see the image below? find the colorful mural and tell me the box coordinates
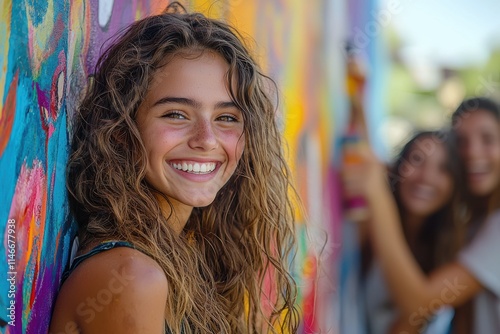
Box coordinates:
[0,0,382,333]
[0,1,164,332]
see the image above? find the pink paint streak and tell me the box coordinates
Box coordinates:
[7,160,47,325]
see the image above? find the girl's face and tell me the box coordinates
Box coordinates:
[136,51,245,216]
[455,110,500,197]
[398,137,453,219]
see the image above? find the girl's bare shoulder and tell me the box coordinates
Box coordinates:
[50,246,168,333]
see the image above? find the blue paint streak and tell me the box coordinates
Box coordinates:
[0,77,33,326]
[25,0,49,27]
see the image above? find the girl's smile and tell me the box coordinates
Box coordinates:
[169,161,218,174]
[167,160,221,182]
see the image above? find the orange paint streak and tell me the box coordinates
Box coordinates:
[0,71,18,156]
[24,215,35,270]
[37,187,48,266]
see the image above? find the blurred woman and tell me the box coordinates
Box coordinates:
[362,131,464,334]
[450,97,500,333]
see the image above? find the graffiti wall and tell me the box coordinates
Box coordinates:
[0,1,163,332]
[0,0,382,333]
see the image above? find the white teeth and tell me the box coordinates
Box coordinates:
[469,166,489,174]
[171,162,216,174]
[411,185,435,200]
[468,162,489,174]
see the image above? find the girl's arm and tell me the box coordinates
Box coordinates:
[368,181,482,321]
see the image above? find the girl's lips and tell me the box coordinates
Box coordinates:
[407,184,436,202]
[467,171,489,183]
[465,162,492,185]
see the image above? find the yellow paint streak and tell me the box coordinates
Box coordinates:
[282,0,307,161]
[0,0,12,114]
[190,0,225,18]
[318,83,334,173]
[25,0,55,78]
[226,0,256,37]
[280,0,308,222]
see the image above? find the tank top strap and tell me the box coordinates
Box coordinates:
[61,240,136,283]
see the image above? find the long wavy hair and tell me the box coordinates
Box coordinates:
[389,130,465,272]
[452,97,500,217]
[67,3,299,333]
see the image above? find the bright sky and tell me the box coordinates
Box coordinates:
[382,0,500,67]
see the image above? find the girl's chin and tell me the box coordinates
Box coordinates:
[468,181,498,197]
[183,197,217,208]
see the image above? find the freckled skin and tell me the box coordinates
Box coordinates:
[136,51,245,225]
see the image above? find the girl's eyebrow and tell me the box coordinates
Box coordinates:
[153,97,201,108]
[152,97,238,110]
[215,101,238,110]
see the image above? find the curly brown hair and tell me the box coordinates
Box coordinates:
[67,3,299,333]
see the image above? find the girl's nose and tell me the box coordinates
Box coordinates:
[188,119,218,151]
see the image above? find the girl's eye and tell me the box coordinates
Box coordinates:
[481,132,498,146]
[217,115,239,122]
[162,111,186,119]
[439,162,449,173]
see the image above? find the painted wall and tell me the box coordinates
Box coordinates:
[0,1,163,332]
[0,0,382,333]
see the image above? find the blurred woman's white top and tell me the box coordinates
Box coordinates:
[458,210,500,334]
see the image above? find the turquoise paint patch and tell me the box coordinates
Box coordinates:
[25,0,49,27]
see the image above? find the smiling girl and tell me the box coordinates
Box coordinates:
[49,4,299,333]
[342,57,464,333]
[451,97,500,333]
[453,97,500,219]
[362,131,464,334]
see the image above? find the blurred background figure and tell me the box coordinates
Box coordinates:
[341,50,466,334]
[363,130,465,334]
[341,96,500,334]
[451,97,500,333]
